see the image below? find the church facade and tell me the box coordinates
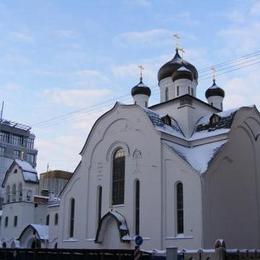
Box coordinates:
[3,48,260,250]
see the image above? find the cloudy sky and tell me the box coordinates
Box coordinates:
[0,0,260,173]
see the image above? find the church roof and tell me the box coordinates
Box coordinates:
[165,140,227,173]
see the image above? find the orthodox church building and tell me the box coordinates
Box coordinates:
[51,48,260,250]
[2,48,260,250]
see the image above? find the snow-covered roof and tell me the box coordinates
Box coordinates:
[144,108,185,138]
[165,140,227,173]
[15,159,37,173]
[31,224,49,240]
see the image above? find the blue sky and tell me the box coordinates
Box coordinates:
[0,0,260,172]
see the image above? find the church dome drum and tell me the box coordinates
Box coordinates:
[158,49,198,82]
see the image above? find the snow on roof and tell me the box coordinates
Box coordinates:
[31,224,49,240]
[23,171,38,182]
[15,159,37,173]
[144,108,184,138]
[165,140,227,173]
[177,66,191,72]
[110,210,128,231]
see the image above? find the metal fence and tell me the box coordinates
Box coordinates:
[0,248,151,260]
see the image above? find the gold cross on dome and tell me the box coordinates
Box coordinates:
[211,66,216,81]
[138,65,144,79]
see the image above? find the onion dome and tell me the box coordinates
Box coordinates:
[172,66,193,81]
[131,78,151,97]
[158,48,198,81]
[205,79,225,98]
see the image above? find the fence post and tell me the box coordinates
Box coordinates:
[166,247,178,260]
[214,239,226,260]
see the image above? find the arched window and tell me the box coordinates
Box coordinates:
[54,213,58,225]
[177,86,180,96]
[191,88,194,96]
[18,183,23,201]
[176,182,184,234]
[112,148,125,205]
[97,186,102,225]
[6,186,10,203]
[12,184,16,202]
[135,180,140,235]
[165,88,169,101]
[14,216,18,227]
[188,86,191,95]
[46,214,49,225]
[69,198,75,237]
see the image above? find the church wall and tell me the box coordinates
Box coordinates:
[202,108,260,248]
[162,144,202,249]
[58,104,163,250]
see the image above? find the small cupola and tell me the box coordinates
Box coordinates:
[205,79,225,111]
[131,67,151,107]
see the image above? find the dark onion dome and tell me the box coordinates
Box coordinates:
[172,66,193,81]
[158,48,198,81]
[205,80,225,98]
[131,78,151,97]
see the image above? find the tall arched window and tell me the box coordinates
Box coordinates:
[18,183,23,201]
[112,148,125,205]
[54,213,58,225]
[97,186,102,225]
[6,186,10,203]
[46,214,49,225]
[165,88,169,101]
[69,198,75,237]
[176,182,184,234]
[177,86,180,96]
[12,184,16,202]
[135,180,140,235]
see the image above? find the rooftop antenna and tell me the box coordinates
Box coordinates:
[138,65,144,82]
[0,101,4,120]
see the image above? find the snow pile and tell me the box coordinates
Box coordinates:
[165,140,227,173]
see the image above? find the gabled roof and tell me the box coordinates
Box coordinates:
[2,159,38,187]
[18,224,48,241]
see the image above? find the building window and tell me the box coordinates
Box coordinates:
[165,88,169,101]
[97,186,102,225]
[46,215,49,225]
[191,88,194,96]
[0,146,5,156]
[4,217,8,227]
[176,182,184,234]
[54,213,58,225]
[188,86,191,95]
[135,180,140,235]
[13,150,20,159]
[27,153,35,164]
[177,86,179,96]
[6,185,10,203]
[27,190,32,201]
[112,148,125,205]
[12,184,16,202]
[14,216,18,227]
[69,198,75,237]
[18,183,23,201]
[145,101,148,108]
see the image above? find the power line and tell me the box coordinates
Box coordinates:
[32,49,260,129]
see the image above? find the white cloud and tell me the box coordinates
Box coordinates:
[75,69,109,83]
[9,31,34,43]
[115,29,173,46]
[44,88,111,107]
[123,0,151,7]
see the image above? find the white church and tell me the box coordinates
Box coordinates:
[2,48,260,250]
